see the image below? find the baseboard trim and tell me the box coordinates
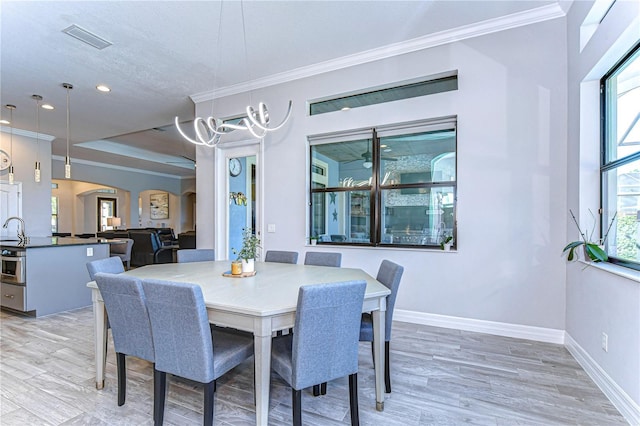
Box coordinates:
[565,334,640,425]
[394,309,565,344]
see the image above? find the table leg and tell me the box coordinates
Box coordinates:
[372,308,385,411]
[92,290,107,390]
[254,321,272,426]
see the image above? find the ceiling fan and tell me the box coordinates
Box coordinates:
[348,148,397,169]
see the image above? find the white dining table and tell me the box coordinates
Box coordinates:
[87,260,390,425]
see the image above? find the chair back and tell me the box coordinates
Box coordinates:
[177,248,215,263]
[304,251,342,267]
[110,239,134,265]
[86,256,124,280]
[93,272,154,362]
[141,279,214,383]
[291,280,366,390]
[129,231,156,266]
[377,260,404,339]
[264,250,298,264]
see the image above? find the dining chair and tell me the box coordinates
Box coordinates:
[359,259,404,393]
[93,272,158,421]
[264,250,298,264]
[141,278,254,426]
[176,248,215,263]
[86,256,124,280]
[303,251,342,267]
[109,238,134,270]
[271,280,366,426]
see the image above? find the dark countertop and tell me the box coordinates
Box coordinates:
[0,237,111,249]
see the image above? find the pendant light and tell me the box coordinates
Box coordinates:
[62,83,73,179]
[5,104,16,184]
[32,94,42,183]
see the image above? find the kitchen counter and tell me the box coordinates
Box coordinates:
[1,238,110,316]
[0,237,111,249]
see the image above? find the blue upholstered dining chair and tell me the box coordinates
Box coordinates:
[303,251,342,267]
[176,248,215,263]
[141,278,254,426]
[86,256,125,280]
[271,280,366,426]
[264,250,299,264]
[359,259,404,393]
[92,272,158,421]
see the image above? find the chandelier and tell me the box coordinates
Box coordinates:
[175,101,292,147]
[175,1,292,147]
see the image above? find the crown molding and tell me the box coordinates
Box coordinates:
[0,126,55,142]
[192,3,566,103]
[51,155,191,180]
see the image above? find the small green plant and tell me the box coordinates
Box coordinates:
[563,209,616,262]
[232,228,261,261]
[439,234,453,250]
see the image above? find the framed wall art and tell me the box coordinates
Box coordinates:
[150,192,169,219]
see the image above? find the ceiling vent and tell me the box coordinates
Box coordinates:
[62,25,112,50]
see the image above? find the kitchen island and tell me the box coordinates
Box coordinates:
[1,237,110,316]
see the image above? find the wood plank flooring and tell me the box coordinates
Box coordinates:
[0,307,627,425]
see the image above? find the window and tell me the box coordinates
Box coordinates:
[309,72,458,116]
[601,42,640,269]
[309,117,456,248]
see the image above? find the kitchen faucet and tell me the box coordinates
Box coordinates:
[2,216,27,245]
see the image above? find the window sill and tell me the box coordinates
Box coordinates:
[306,243,457,253]
[578,260,640,283]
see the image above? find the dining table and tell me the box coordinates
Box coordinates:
[87,260,391,425]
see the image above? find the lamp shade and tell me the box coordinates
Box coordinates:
[107,217,121,227]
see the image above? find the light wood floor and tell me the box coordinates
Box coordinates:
[0,307,627,425]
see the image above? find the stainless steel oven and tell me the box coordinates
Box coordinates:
[1,248,26,285]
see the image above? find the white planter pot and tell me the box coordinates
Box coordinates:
[310,239,317,246]
[241,258,255,273]
[443,243,452,251]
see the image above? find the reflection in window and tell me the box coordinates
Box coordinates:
[309,117,457,248]
[601,42,640,269]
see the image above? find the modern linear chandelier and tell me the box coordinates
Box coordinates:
[175,1,292,147]
[175,101,292,147]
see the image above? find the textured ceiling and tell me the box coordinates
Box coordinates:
[0,1,564,178]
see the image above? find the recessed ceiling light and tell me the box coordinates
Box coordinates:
[41,104,55,110]
[96,84,111,92]
[340,107,350,111]
[0,119,9,125]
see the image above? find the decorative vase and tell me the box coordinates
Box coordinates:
[242,258,255,273]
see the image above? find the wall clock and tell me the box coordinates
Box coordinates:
[0,149,11,171]
[229,158,242,177]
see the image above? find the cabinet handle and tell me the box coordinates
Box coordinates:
[4,294,15,299]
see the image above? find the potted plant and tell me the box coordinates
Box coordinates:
[310,236,318,246]
[232,228,261,273]
[440,233,453,251]
[563,209,616,262]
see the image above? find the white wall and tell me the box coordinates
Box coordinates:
[565,0,640,418]
[196,17,569,330]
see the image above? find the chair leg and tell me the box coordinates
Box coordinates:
[116,352,126,406]
[292,388,302,426]
[348,373,360,426]
[204,380,215,426]
[313,382,327,396]
[154,369,166,426]
[385,341,391,393]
